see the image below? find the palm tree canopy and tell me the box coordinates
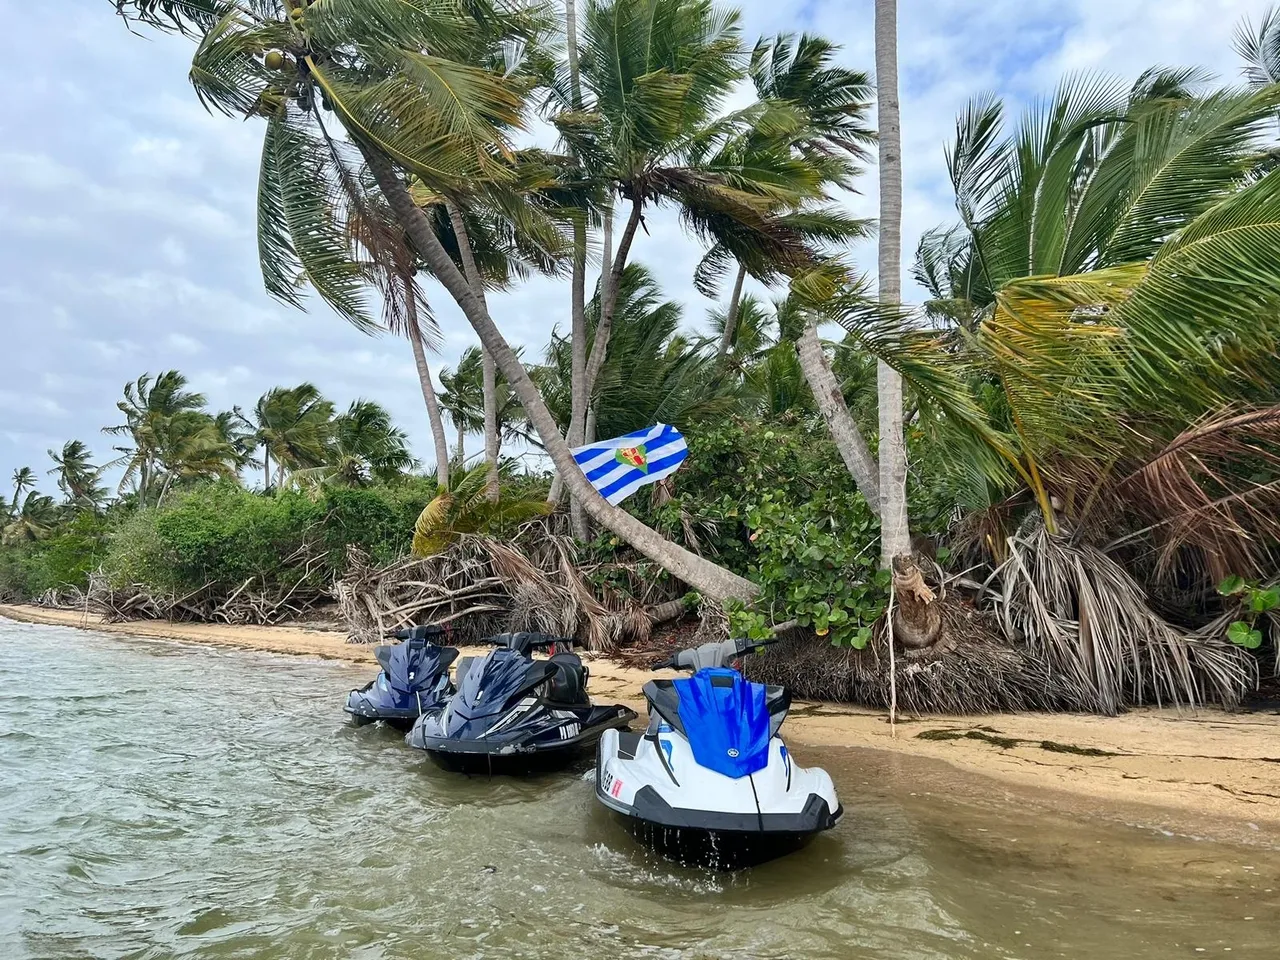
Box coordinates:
[2,491,60,544]
[47,440,107,509]
[918,75,1280,316]
[105,371,236,499]
[241,383,335,481]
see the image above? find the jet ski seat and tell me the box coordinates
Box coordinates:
[545,652,590,706]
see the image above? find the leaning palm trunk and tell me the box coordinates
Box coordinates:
[363,148,758,602]
[562,197,643,461]
[405,280,450,490]
[715,262,748,363]
[482,349,499,502]
[875,0,911,566]
[445,199,500,502]
[795,320,881,515]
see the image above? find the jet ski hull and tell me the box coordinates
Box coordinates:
[408,706,637,775]
[596,762,841,870]
[343,701,425,731]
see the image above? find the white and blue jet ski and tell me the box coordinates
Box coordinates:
[595,637,841,869]
[406,631,637,774]
[344,624,458,731]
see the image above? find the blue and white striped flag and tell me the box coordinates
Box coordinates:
[570,423,688,506]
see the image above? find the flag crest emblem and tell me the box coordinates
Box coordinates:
[615,445,648,473]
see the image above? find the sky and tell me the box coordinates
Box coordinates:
[0,0,1272,495]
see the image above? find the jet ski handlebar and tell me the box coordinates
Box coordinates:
[653,637,777,672]
[489,631,573,655]
[391,624,448,643]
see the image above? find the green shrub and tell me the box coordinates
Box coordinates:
[0,512,109,600]
[99,479,439,598]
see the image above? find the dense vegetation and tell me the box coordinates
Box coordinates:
[9,0,1280,711]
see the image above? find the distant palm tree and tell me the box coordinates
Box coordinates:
[214,411,259,474]
[292,400,418,489]
[439,349,528,467]
[703,32,876,361]
[47,440,107,510]
[1236,5,1280,87]
[105,371,234,503]
[2,492,59,544]
[238,384,334,489]
[541,264,738,437]
[11,467,35,512]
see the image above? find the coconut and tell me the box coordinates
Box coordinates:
[264,51,286,72]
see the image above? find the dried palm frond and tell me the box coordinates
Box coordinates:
[1109,404,1280,584]
[996,518,1254,714]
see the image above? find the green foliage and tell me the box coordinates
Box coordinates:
[102,480,437,598]
[1218,575,1279,650]
[411,465,551,557]
[0,513,109,600]
[618,419,917,643]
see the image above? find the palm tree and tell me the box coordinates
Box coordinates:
[411,462,553,556]
[704,33,876,362]
[874,0,910,567]
[105,371,232,503]
[1236,6,1280,87]
[117,0,760,602]
[2,492,59,544]
[47,441,107,510]
[11,467,35,512]
[330,399,418,487]
[540,264,739,438]
[439,350,485,468]
[553,1,827,449]
[214,410,259,474]
[438,347,530,470]
[239,384,334,489]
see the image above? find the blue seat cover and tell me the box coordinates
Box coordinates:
[672,668,771,779]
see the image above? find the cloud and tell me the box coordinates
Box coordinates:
[0,0,1273,489]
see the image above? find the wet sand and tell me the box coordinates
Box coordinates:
[4,602,1278,844]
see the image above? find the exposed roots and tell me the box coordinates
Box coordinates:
[64,571,325,626]
[744,600,1082,714]
[335,523,670,649]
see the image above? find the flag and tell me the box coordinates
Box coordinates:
[570,423,688,506]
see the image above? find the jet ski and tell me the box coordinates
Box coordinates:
[595,637,841,870]
[344,624,458,730]
[406,631,637,774]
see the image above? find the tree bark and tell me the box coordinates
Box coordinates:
[582,196,641,401]
[565,215,589,536]
[363,148,757,602]
[715,262,748,364]
[454,420,466,471]
[481,350,499,502]
[875,0,911,566]
[263,449,271,492]
[406,284,451,490]
[795,321,882,516]
[445,199,500,502]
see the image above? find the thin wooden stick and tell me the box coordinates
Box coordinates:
[886,578,898,737]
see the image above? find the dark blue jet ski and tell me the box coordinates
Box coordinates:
[406,631,637,774]
[344,624,458,730]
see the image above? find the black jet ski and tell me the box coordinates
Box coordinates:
[595,638,841,870]
[405,631,637,774]
[344,624,458,730]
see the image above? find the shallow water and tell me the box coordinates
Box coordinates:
[1,619,1276,959]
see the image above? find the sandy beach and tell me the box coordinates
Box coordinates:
[4,602,1278,845]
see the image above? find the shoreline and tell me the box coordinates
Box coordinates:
[4,602,1279,846]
